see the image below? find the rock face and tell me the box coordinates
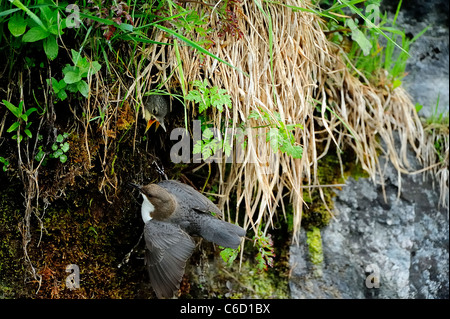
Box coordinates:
[382,0,449,118]
[288,0,449,299]
[289,148,449,299]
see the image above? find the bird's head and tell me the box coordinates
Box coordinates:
[130,183,175,222]
[143,95,168,132]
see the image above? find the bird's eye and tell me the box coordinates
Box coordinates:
[153,109,158,115]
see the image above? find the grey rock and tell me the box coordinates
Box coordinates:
[289,142,449,298]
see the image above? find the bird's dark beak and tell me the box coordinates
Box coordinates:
[129,183,142,191]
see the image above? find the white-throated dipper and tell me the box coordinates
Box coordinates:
[130,180,246,298]
[143,94,169,132]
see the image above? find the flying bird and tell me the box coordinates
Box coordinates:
[131,180,245,298]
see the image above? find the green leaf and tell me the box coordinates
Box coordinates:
[248,110,262,120]
[25,107,37,117]
[415,103,423,113]
[61,142,70,153]
[268,129,279,152]
[66,83,79,93]
[3,100,21,118]
[77,59,91,76]
[193,141,202,154]
[39,6,55,24]
[24,129,32,138]
[223,140,232,157]
[22,26,50,42]
[282,142,303,159]
[71,49,82,64]
[48,23,63,36]
[59,154,68,163]
[202,144,212,160]
[7,122,20,133]
[392,79,402,89]
[51,144,58,151]
[64,70,82,84]
[57,90,68,101]
[51,78,67,92]
[186,90,203,103]
[14,134,23,143]
[62,64,76,75]
[8,13,27,37]
[89,61,101,76]
[35,148,45,162]
[77,80,89,97]
[286,123,304,130]
[220,247,239,266]
[43,35,58,60]
[53,149,63,158]
[9,0,48,32]
[202,128,214,140]
[56,134,64,143]
[117,23,133,32]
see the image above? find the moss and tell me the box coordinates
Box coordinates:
[28,185,153,298]
[184,251,290,299]
[306,226,324,266]
[0,176,27,298]
[301,155,340,229]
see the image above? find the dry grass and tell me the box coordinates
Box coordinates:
[130,0,438,242]
[419,122,449,207]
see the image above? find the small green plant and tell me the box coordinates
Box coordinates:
[322,0,427,85]
[249,107,303,159]
[220,246,240,267]
[0,156,10,172]
[426,94,449,126]
[168,2,214,49]
[186,79,232,113]
[193,126,233,160]
[35,132,70,164]
[187,81,233,160]
[48,49,101,100]
[7,0,66,60]
[253,230,275,272]
[3,99,37,142]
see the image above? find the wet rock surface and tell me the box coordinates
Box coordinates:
[289,144,449,299]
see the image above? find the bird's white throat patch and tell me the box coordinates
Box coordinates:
[141,194,154,223]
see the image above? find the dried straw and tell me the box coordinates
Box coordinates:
[131,0,443,241]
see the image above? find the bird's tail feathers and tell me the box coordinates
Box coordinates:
[201,218,245,249]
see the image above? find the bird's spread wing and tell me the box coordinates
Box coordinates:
[144,220,195,298]
[158,180,223,217]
